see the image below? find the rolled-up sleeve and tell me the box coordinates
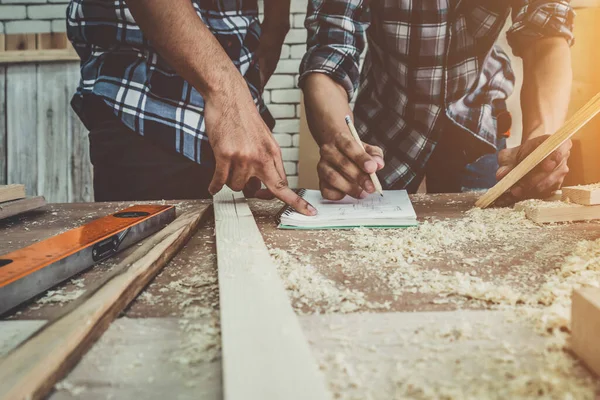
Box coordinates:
[298,0,370,101]
[507,0,575,57]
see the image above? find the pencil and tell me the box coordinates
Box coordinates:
[344,115,384,197]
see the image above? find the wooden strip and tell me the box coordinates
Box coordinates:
[0,65,5,185]
[571,287,600,377]
[0,184,25,203]
[0,197,46,221]
[476,93,600,208]
[37,63,70,202]
[0,34,5,53]
[6,64,38,196]
[0,49,79,65]
[0,206,209,400]
[514,200,600,224]
[5,34,37,52]
[36,33,68,50]
[214,188,330,400]
[562,184,600,205]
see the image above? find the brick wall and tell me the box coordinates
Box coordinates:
[0,0,310,186]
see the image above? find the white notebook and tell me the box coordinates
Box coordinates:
[278,189,418,230]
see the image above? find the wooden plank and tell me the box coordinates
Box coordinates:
[573,0,600,8]
[6,64,38,196]
[514,199,600,224]
[36,33,68,50]
[0,50,80,65]
[0,196,46,221]
[0,34,5,52]
[214,188,330,400]
[37,63,70,203]
[476,92,600,208]
[66,63,93,202]
[0,206,209,400]
[571,287,600,377]
[297,97,320,190]
[0,64,6,185]
[5,34,37,52]
[0,183,25,203]
[562,184,600,205]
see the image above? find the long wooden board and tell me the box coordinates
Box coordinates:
[571,287,600,377]
[476,92,600,208]
[0,184,25,203]
[515,200,600,224]
[0,196,46,221]
[562,184,600,205]
[0,206,209,400]
[214,188,330,400]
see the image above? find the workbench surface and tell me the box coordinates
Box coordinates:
[2,194,600,399]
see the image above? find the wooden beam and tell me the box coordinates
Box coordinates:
[571,287,600,377]
[36,33,68,50]
[0,196,46,221]
[214,188,330,400]
[0,184,25,203]
[0,49,79,65]
[0,206,209,400]
[5,34,37,52]
[562,184,600,205]
[514,199,600,224]
[476,92,600,208]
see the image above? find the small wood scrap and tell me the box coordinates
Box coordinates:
[0,184,25,203]
[0,196,46,221]
[0,207,208,400]
[562,183,600,205]
[515,199,600,224]
[571,287,600,377]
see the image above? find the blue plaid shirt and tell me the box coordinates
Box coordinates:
[67,0,272,165]
[300,0,575,189]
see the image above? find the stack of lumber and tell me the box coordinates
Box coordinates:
[0,184,46,221]
[516,184,600,223]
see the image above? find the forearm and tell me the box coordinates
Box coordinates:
[302,73,352,145]
[263,0,291,31]
[126,0,248,102]
[520,37,572,140]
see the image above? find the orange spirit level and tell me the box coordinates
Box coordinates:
[0,205,176,315]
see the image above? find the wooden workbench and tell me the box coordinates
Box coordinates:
[1,194,600,399]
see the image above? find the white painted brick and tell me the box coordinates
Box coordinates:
[264,74,294,89]
[293,14,305,28]
[273,118,300,134]
[281,147,299,161]
[279,44,290,59]
[48,0,69,3]
[290,1,307,13]
[295,104,302,118]
[268,104,295,118]
[273,133,292,147]
[0,5,26,20]
[28,4,66,19]
[0,21,3,33]
[284,29,307,44]
[51,18,65,32]
[262,90,270,104]
[290,44,305,59]
[287,176,299,189]
[292,134,300,147]
[5,19,50,34]
[274,59,301,74]
[284,161,297,175]
[271,89,301,104]
[1,0,46,4]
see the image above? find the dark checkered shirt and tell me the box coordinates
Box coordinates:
[300,0,575,189]
[67,0,270,165]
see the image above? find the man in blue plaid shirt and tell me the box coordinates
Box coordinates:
[300,1,575,203]
[67,0,316,216]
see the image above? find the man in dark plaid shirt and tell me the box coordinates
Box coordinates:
[67,0,316,216]
[300,1,575,202]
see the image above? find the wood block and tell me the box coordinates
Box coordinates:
[5,34,37,52]
[562,184,600,205]
[0,184,26,203]
[571,287,600,377]
[36,33,68,50]
[514,199,600,224]
[0,197,46,221]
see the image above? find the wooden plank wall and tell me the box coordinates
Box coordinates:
[0,62,93,203]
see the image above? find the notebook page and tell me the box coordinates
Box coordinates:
[285,190,416,222]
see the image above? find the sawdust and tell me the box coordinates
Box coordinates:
[55,379,87,396]
[35,287,85,306]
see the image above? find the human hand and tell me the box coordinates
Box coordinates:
[496,135,571,201]
[204,87,316,216]
[318,131,385,200]
[257,22,289,89]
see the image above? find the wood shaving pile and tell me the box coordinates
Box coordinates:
[35,287,85,306]
[54,379,87,396]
